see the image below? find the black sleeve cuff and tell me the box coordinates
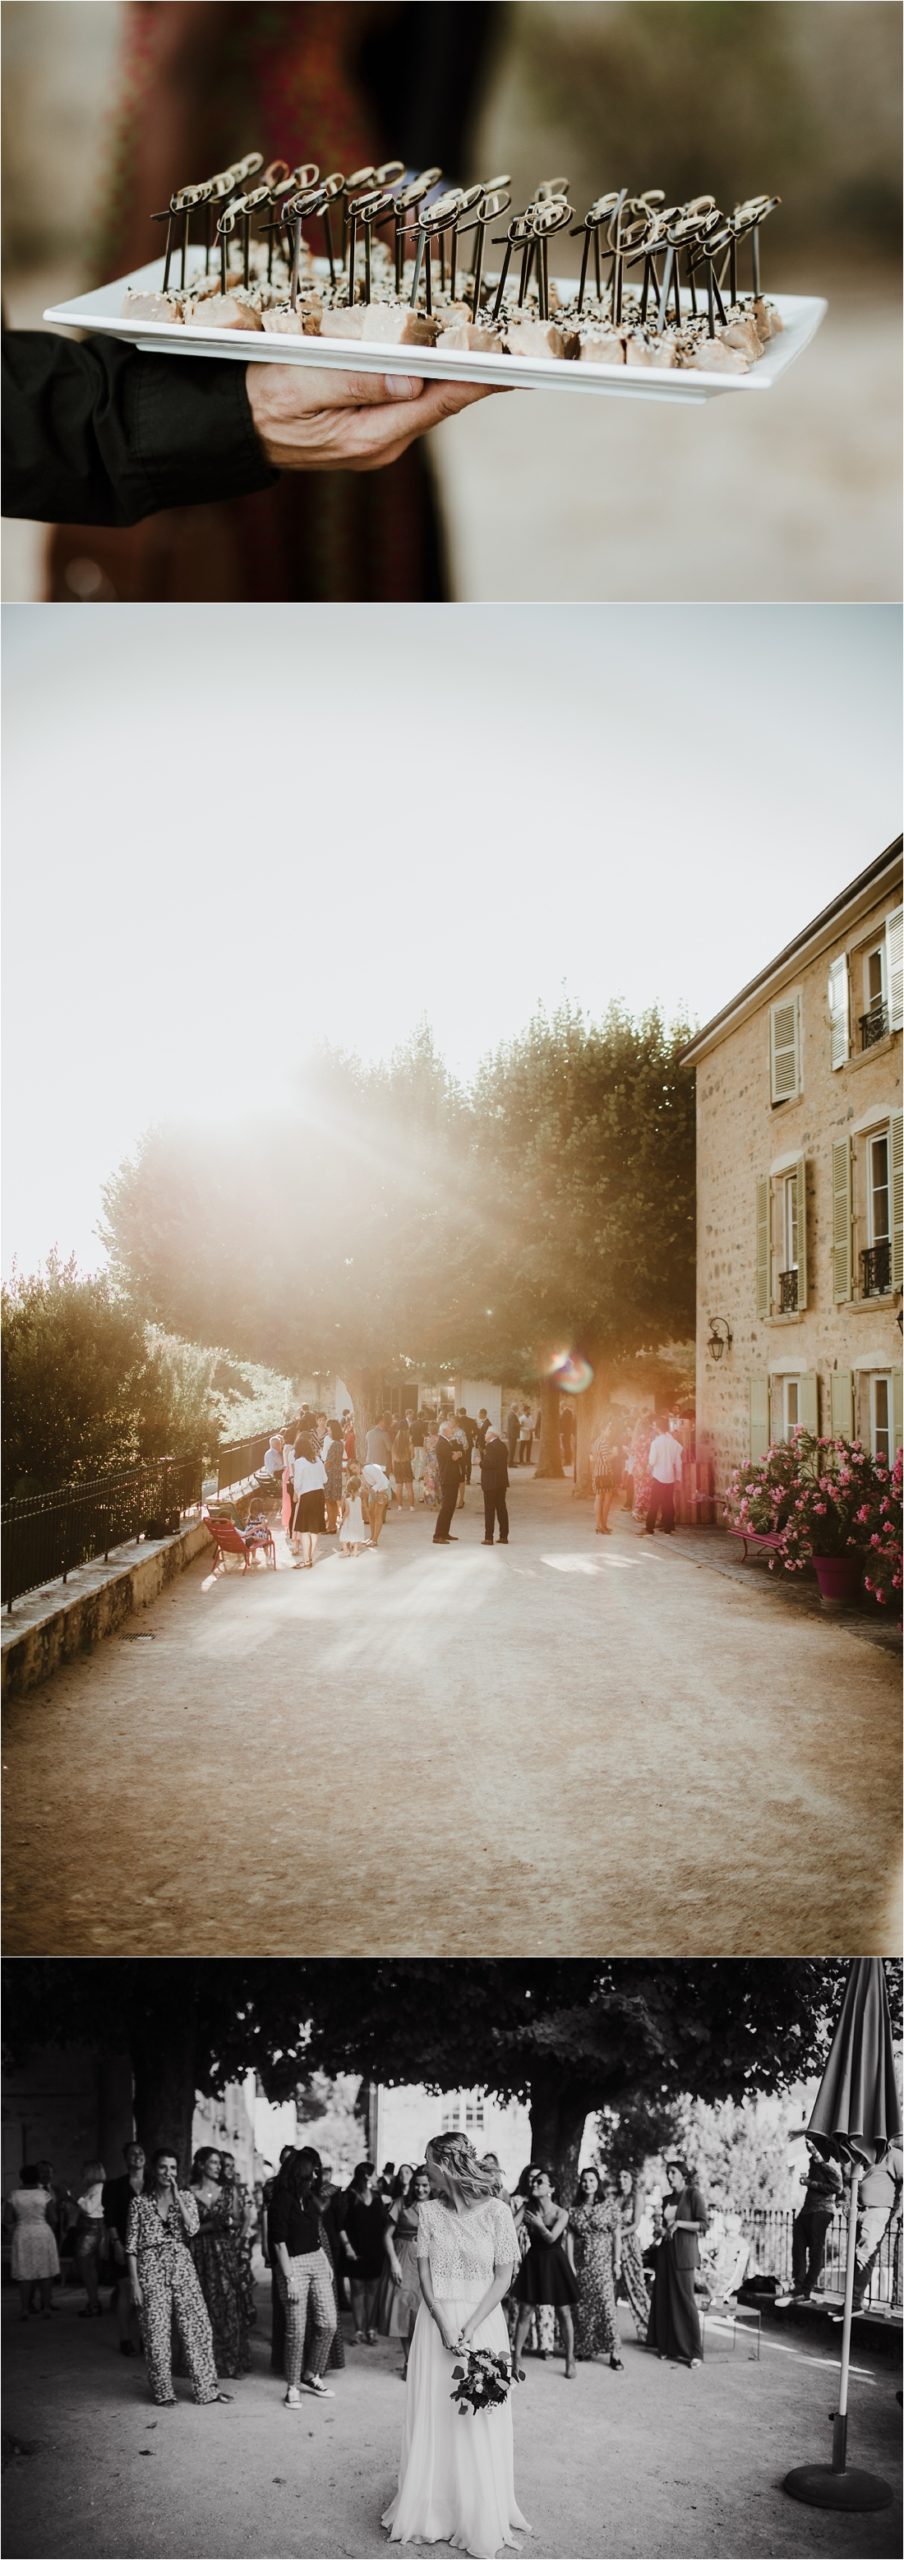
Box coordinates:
[129,348,279,514]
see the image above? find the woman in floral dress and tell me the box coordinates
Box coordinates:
[219,2152,257,2344]
[184,2150,253,2377]
[616,2171,651,2336]
[567,2170,623,2369]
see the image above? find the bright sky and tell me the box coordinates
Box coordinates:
[3,603,900,1274]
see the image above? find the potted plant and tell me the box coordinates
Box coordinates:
[724,1431,884,1609]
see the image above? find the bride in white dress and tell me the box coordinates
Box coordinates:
[382,2133,530,2560]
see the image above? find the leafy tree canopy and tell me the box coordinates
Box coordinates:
[100,1010,695,1413]
[1,1256,216,1493]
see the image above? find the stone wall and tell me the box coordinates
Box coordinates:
[695,876,901,1493]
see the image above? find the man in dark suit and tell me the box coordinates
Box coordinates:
[480,1429,510,1546]
[432,1423,464,1544]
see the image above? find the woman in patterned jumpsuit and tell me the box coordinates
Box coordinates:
[126,2149,229,2406]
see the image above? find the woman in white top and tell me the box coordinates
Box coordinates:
[7,2166,60,2317]
[291,1433,328,1569]
[382,2131,529,2560]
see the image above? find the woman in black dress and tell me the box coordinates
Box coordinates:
[646,2157,708,2367]
[512,2166,578,2380]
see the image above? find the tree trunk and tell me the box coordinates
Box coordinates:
[132,2013,198,2175]
[528,2068,588,2202]
[341,1368,382,1460]
[574,1367,606,1500]
[533,1376,564,1478]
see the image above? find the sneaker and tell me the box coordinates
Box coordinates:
[299,2377,335,2397]
[284,2387,303,2406]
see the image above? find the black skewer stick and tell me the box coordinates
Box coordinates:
[290,216,303,311]
[518,235,535,306]
[594,227,602,301]
[707,259,715,339]
[655,242,675,332]
[162,215,175,293]
[672,251,682,327]
[491,237,514,323]
[471,218,487,321]
[408,228,426,310]
[220,226,228,294]
[576,227,591,314]
[347,211,358,307]
[181,209,191,288]
[639,254,654,325]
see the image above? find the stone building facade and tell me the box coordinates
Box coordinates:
[684,841,902,1496]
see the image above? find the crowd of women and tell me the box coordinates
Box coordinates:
[6,2143,709,2401]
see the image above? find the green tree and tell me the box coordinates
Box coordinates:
[468,1006,696,1474]
[1,1257,216,1494]
[101,1035,480,1439]
[5,1961,898,2199]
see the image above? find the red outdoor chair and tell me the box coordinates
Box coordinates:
[203,1508,277,1573]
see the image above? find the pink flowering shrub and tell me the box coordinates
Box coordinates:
[723,1430,900,1583]
[859,1450,903,1607]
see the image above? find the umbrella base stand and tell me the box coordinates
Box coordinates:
[783,2465,893,2513]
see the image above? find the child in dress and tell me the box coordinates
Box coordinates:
[339,1472,368,1556]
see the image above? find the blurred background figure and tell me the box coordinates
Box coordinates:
[2,0,900,603]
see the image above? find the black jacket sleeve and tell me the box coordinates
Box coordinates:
[2,329,278,526]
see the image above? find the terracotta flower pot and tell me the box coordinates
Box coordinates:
[811,1552,862,1611]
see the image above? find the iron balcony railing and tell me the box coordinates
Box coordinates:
[860,1239,892,1299]
[778,1268,799,1313]
[2,1456,203,1611]
[859,1000,889,1051]
[743,2207,901,2310]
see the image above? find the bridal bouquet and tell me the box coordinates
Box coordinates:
[450,2349,520,2416]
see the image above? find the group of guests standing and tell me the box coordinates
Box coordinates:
[7,2139,711,2400]
[589,1411,691,1539]
[257,1402,516,1558]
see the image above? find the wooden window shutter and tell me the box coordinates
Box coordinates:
[749,1375,770,1461]
[755,1178,770,1317]
[892,1110,903,1292]
[830,1371,854,1439]
[886,904,903,1033]
[770,995,800,1103]
[794,1158,808,1309]
[893,1369,903,1458]
[798,1372,819,1433]
[832,1137,852,1302]
[827,955,849,1068]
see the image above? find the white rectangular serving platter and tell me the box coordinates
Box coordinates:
[45,254,826,406]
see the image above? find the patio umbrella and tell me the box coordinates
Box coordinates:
[783,1958,901,2513]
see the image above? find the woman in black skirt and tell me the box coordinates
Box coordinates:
[291,1433,328,1570]
[512,2166,578,2380]
[646,2156,708,2367]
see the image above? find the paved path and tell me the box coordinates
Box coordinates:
[3,1481,898,1956]
[2,2285,900,2559]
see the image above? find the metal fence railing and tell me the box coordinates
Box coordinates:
[215,1431,278,1496]
[2,1457,204,1611]
[745,2208,901,2309]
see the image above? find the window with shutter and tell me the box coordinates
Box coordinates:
[755,1177,770,1317]
[886,904,903,1033]
[749,1376,770,1461]
[770,996,801,1103]
[827,955,849,1069]
[798,1372,819,1433]
[794,1158,808,1310]
[830,1371,853,1439]
[892,1110,903,1292]
[832,1138,852,1302]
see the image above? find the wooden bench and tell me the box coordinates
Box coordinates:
[726,1524,784,1564]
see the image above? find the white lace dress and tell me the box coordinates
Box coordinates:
[382,2197,529,2559]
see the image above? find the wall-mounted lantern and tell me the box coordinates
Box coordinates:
[706,1316,733,1362]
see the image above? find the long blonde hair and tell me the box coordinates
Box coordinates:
[426,2132,499,2210]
